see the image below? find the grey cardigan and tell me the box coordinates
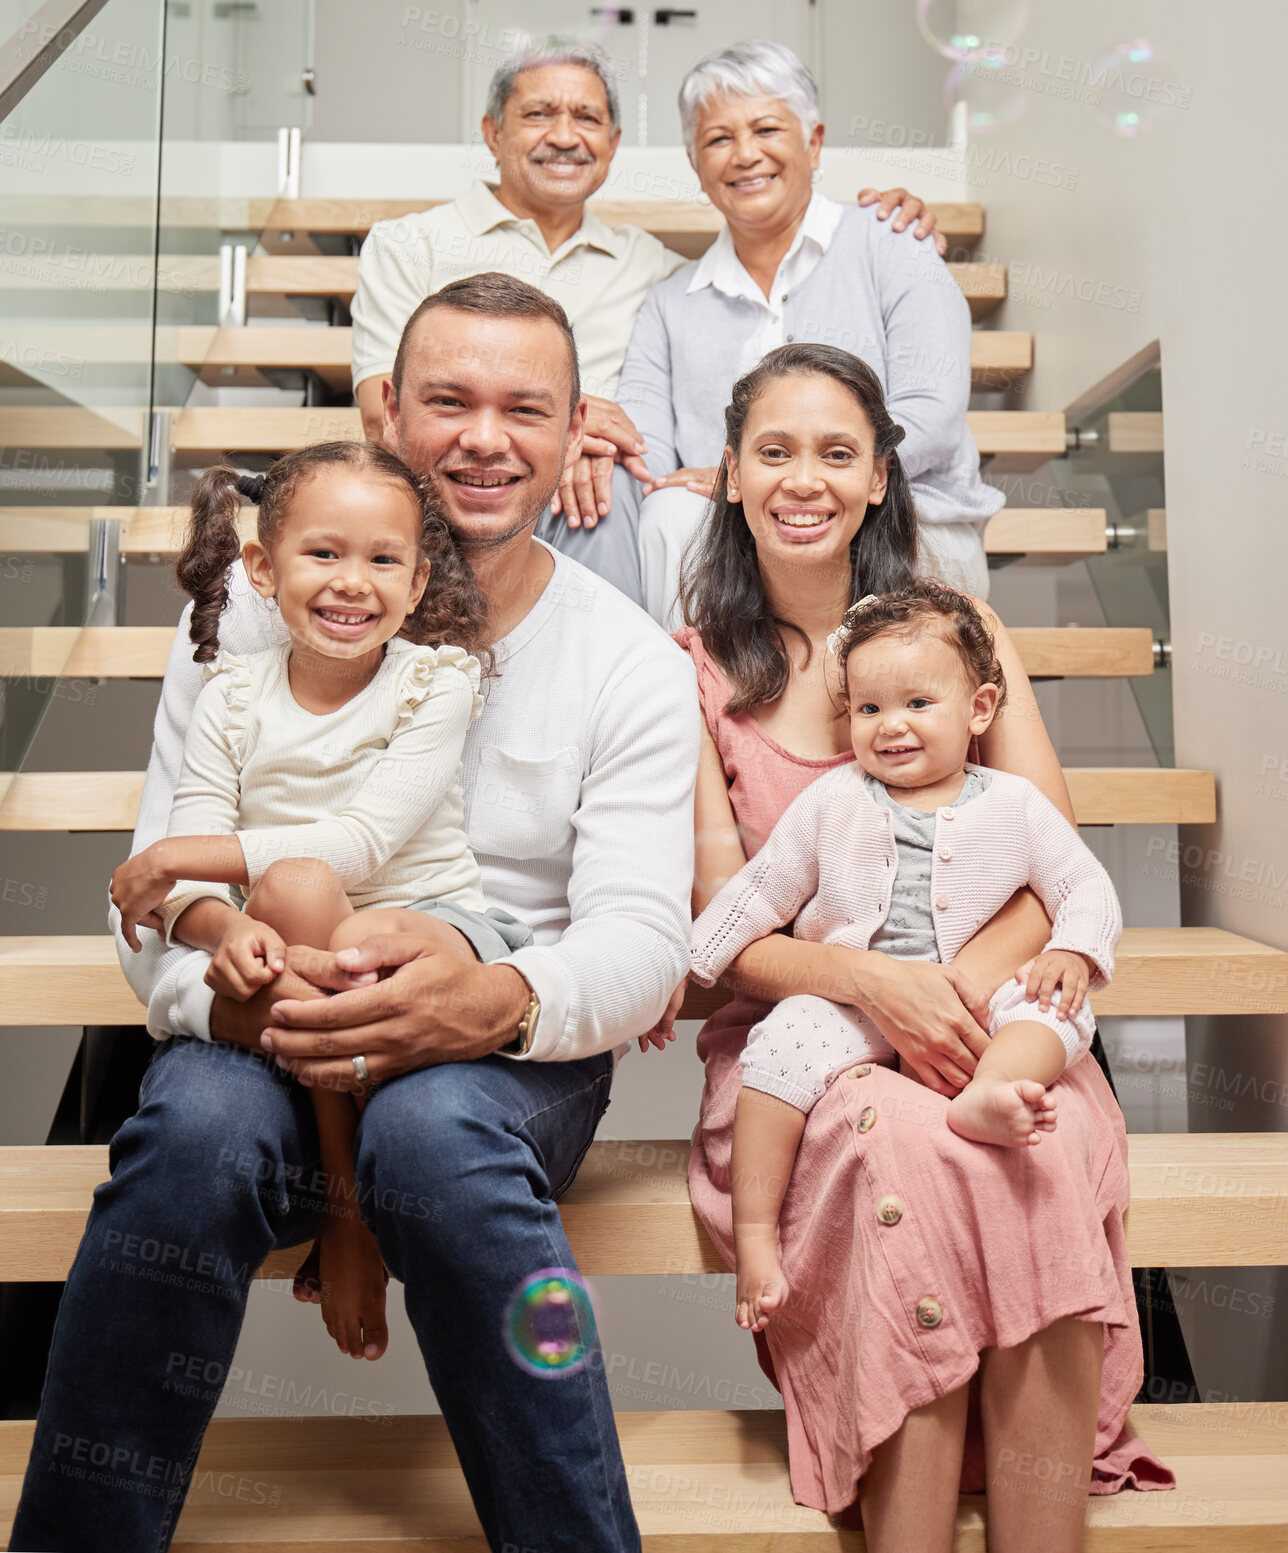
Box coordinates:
[616,203,1004,530]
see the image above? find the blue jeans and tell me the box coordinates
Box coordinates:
[11,1036,636,1553]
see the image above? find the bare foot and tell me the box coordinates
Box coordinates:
[316,1218,390,1360]
[292,1240,323,1305]
[734,1230,790,1332]
[948,1076,1057,1148]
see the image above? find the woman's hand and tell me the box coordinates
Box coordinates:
[855,954,994,1096]
[1013,949,1093,1021]
[111,843,179,951]
[641,466,720,500]
[206,915,287,1002]
[638,976,689,1052]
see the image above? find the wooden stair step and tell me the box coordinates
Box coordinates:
[258,195,987,246]
[0,252,1002,311]
[0,403,1054,459]
[3,504,1102,563]
[1,623,1146,682]
[6,927,1280,1029]
[0,768,1216,833]
[678,926,1288,1024]
[0,195,987,245]
[3,323,1026,392]
[1107,412,1165,455]
[0,1132,1284,1283]
[3,1403,1283,1547]
[983,506,1107,563]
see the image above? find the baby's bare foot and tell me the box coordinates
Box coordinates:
[948,1077,1056,1148]
[317,1220,390,1360]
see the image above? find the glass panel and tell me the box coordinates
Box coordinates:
[154,0,314,505]
[0,0,165,771]
[1067,361,1171,766]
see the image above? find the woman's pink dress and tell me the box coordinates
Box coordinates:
[676,626,1174,1515]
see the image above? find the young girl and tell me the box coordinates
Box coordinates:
[109,440,529,1363]
[688,578,1123,1333]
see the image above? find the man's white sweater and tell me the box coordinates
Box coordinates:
[112,541,700,1062]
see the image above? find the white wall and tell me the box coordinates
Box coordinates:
[972,0,1288,1402]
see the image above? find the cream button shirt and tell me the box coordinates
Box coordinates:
[351,180,690,401]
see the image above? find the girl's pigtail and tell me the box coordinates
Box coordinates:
[403,508,494,677]
[176,465,246,663]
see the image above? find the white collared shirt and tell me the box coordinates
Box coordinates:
[685,190,844,375]
[351,180,688,400]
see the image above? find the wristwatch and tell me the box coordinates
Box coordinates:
[501,981,541,1057]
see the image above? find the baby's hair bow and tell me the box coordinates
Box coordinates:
[826,594,879,657]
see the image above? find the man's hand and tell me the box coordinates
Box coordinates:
[259,933,532,1090]
[1013,949,1093,1021]
[640,466,720,501]
[550,396,651,526]
[209,944,363,1053]
[205,916,287,1002]
[855,953,992,1096]
[857,186,947,256]
[554,452,615,529]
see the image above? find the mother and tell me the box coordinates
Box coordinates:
[617,39,1002,626]
[668,342,1171,1550]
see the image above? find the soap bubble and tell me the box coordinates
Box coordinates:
[917,0,1028,61]
[946,50,1027,134]
[503,1267,598,1379]
[1092,40,1181,138]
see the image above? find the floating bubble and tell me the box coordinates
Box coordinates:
[917,0,1028,62]
[1092,39,1180,138]
[503,1267,598,1379]
[945,50,1028,134]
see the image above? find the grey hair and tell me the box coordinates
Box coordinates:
[679,40,820,156]
[486,36,620,132]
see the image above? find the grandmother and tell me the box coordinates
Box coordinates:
[616,40,1003,625]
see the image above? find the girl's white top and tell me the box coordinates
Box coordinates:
[159,636,485,939]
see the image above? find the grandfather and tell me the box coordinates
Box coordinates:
[351,36,941,604]
[12,273,698,1553]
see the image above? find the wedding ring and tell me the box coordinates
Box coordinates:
[351,1053,370,1084]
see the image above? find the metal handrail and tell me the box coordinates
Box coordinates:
[0,0,113,122]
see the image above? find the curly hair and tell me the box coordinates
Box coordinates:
[677,343,919,715]
[834,577,1008,715]
[175,441,492,672]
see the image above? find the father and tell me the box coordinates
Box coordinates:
[12,273,699,1553]
[351,35,943,603]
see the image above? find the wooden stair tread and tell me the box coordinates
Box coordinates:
[0,252,1001,307]
[5,405,1059,462]
[0,323,1032,391]
[258,196,987,243]
[0,401,1052,456]
[1,1405,1285,1545]
[3,927,1283,1032]
[2,505,1102,561]
[0,768,1215,832]
[0,624,1149,680]
[1108,412,1165,454]
[0,1132,1285,1281]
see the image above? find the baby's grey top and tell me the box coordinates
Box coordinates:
[864,767,992,963]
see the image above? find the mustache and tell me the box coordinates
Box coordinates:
[529,149,594,165]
